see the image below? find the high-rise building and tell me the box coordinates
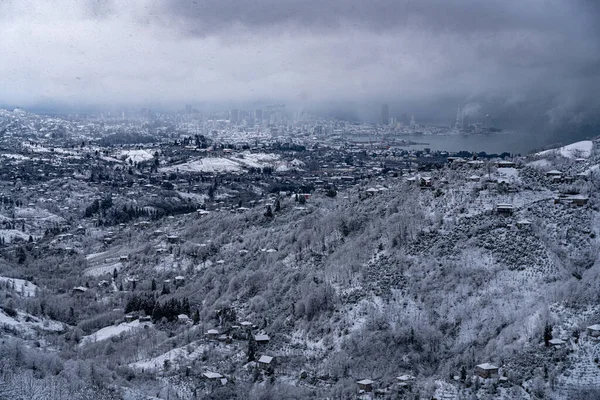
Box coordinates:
[254,109,263,122]
[455,107,463,130]
[381,104,390,125]
[230,109,239,124]
[400,113,410,126]
[185,104,192,114]
[484,114,491,129]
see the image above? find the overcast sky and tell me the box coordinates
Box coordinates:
[1,0,599,127]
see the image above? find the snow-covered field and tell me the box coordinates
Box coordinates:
[120,149,156,163]
[84,251,126,277]
[22,142,78,156]
[495,167,521,183]
[1,153,30,160]
[0,276,39,297]
[0,229,30,243]
[0,308,64,334]
[161,152,300,174]
[537,140,594,159]
[160,158,242,173]
[230,152,280,168]
[526,159,552,169]
[129,340,213,372]
[83,261,124,277]
[81,320,151,345]
[177,192,209,203]
[14,207,64,222]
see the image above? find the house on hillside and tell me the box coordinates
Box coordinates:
[448,157,467,167]
[206,329,220,339]
[241,321,254,329]
[516,219,532,229]
[475,363,499,379]
[124,313,137,322]
[71,286,88,295]
[420,177,432,187]
[174,275,185,287]
[546,170,563,182]
[197,209,210,217]
[255,334,270,344]
[396,374,415,389]
[496,204,514,215]
[166,235,180,244]
[468,160,485,168]
[568,195,589,206]
[217,334,232,344]
[177,314,191,324]
[202,371,223,381]
[357,379,375,392]
[497,160,516,168]
[258,355,274,369]
[549,338,566,347]
[587,324,600,338]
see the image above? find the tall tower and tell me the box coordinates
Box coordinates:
[230,109,239,124]
[455,107,463,130]
[381,104,390,125]
[401,113,409,125]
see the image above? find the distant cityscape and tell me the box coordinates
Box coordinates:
[58,102,500,143]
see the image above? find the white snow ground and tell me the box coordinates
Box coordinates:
[80,320,151,345]
[0,276,39,297]
[537,140,594,159]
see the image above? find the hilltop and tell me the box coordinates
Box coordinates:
[0,110,600,398]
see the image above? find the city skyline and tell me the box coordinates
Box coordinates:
[0,2,598,121]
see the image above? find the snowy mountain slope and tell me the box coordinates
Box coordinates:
[537,140,594,159]
[3,134,600,397]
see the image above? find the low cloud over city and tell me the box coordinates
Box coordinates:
[1,0,599,129]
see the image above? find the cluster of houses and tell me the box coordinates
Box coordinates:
[201,321,274,383]
[356,374,416,394]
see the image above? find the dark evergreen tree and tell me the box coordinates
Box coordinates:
[264,205,273,218]
[460,366,467,381]
[544,322,553,347]
[247,335,257,362]
[161,283,170,295]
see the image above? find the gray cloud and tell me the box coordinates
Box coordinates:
[0,0,599,134]
[161,0,586,37]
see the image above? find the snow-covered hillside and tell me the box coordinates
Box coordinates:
[537,140,594,159]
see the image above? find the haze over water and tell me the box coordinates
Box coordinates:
[355,132,584,155]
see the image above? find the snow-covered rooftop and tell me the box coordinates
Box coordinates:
[476,363,498,370]
[203,372,223,379]
[258,355,273,364]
